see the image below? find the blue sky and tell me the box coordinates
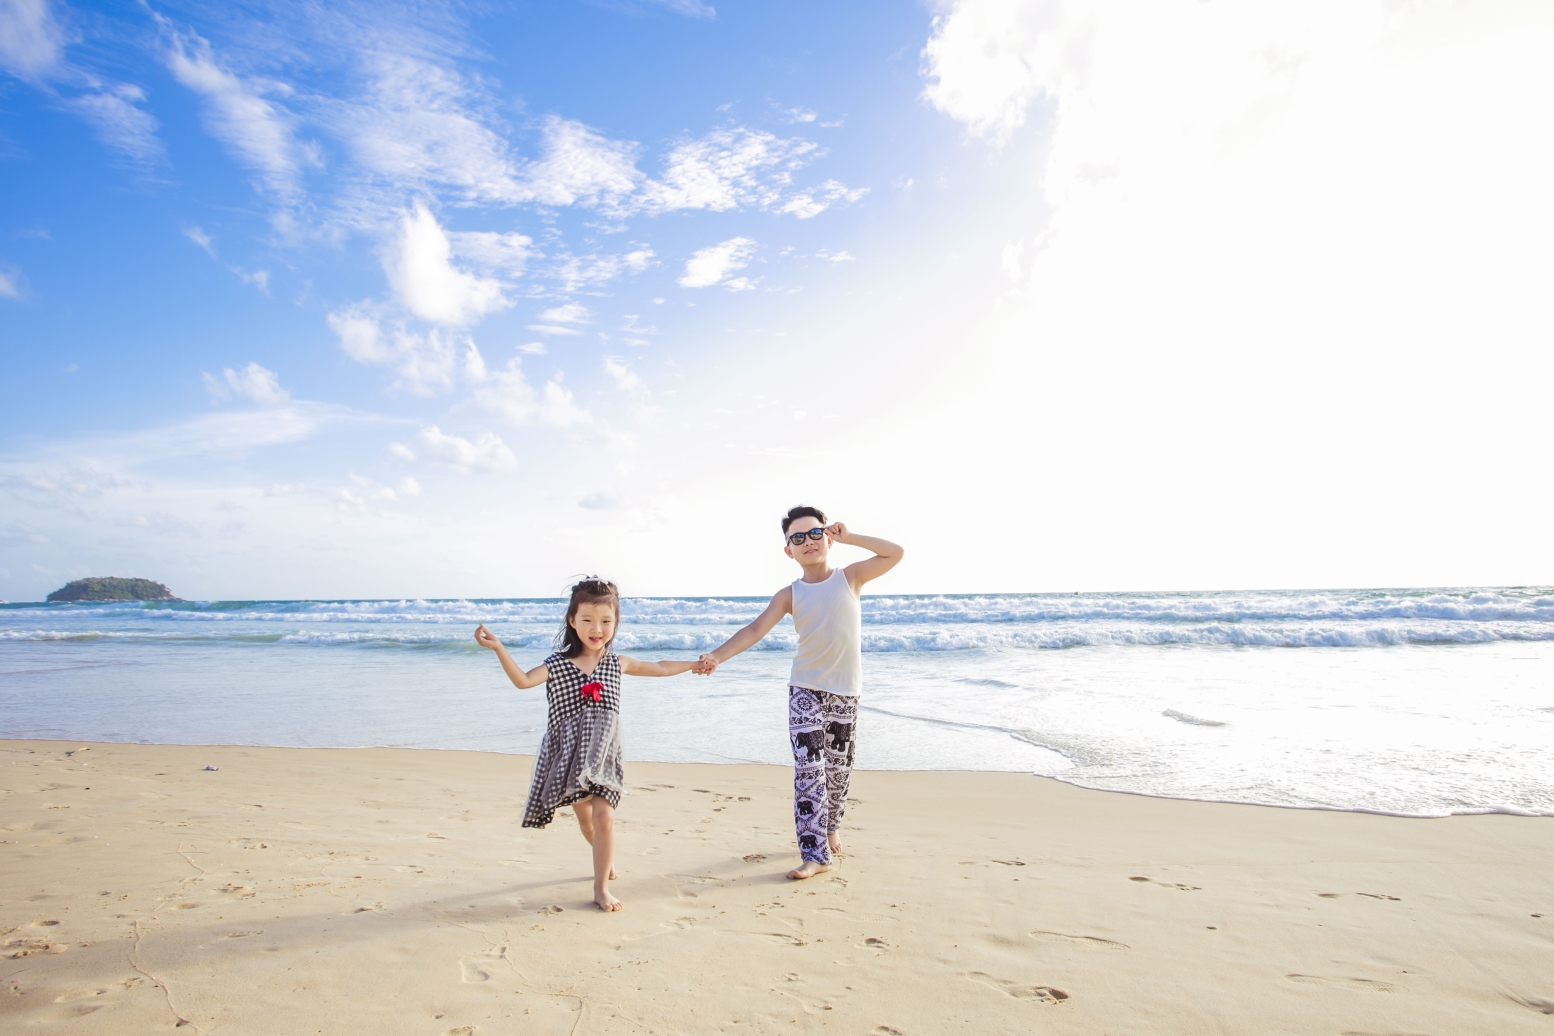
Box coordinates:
[3,0,1553,600]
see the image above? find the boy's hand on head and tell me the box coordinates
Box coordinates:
[825,521,849,543]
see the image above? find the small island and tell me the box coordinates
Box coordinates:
[46,577,181,603]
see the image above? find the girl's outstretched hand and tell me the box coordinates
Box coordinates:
[474,624,503,651]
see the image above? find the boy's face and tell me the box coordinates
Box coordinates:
[783,516,830,564]
[569,601,617,652]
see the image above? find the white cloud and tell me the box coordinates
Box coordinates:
[463,344,591,428]
[815,249,856,262]
[921,0,1082,146]
[237,268,270,294]
[383,203,507,326]
[545,248,655,292]
[518,342,547,355]
[539,302,589,325]
[644,127,818,213]
[0,268,22,299]
[402,425,518,473]
[398,476,421,496]
[1000,238,1024,281]
[523,115,642,209]
[166,32,308,204]
[679,236,755,288]
[448,230,533,277]
[65,84,165,166]
[577,491,620,510]
[0,0,62,82]
[527,324,582,337]
[781,178,869,219]
[202,362,290,406]
[327,304,462,394]
[782,106,818,123]
[602,356,640,392]
[183,225,216,256]
[644,0,715,18]
[338,49,525,211]
[347,473,400,502]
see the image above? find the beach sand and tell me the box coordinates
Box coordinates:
[2,739,1551,1034]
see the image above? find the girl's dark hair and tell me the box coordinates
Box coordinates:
[556,577,621,658]
[781,505,827,535]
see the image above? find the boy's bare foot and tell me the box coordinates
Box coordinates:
[787,860,831,880]
[594,889,622,912]
[828,832,843,856]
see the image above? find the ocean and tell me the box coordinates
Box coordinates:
[2,588,1551,818]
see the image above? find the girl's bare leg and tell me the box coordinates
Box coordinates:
[575,796,621,911]
[572,797,617,880]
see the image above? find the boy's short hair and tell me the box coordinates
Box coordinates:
[781,505,827,535]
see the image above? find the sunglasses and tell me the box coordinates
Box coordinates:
[786,528,827,546]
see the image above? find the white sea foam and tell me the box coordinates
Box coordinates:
[6,587,1553,627]
[5,620,1552,650]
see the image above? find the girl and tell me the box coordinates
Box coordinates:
[474,577,703,912]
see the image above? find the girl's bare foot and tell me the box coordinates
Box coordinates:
[594,888,622,911]
[828,832,842,856]
[787,860,831,880]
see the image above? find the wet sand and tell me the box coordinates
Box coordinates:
[2,739,1551,1034]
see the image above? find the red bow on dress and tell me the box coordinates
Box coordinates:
[580,681,604,703]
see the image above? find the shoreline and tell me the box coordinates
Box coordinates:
[5,733,1549,821]
[4,738,1552,1033]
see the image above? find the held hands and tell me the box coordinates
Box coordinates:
[693,653,719,676]
[474,624,503,651]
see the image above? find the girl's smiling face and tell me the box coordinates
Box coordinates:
[569,601,617,653]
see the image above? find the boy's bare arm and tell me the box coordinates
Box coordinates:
[619,657,701,677]
[698,586,794,671]
[829,522,904,591]
[474,624,549,689]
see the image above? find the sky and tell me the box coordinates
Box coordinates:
[2,0,1552,601]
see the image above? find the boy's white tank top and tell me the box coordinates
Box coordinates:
[788,569,862,697]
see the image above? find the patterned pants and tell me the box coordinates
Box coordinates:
[789,685,859,864]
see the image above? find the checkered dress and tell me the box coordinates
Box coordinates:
[521,651,624,828]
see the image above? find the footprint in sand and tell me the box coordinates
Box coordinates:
[1356,892,1402,901]
[52,977,143,1004]
[1030,930,1129,949]
[1286,974,1396,993]
[964,971,1069,1003]
[1510,995,1554,1015]
[872,1027,905,1035]
[460,948,507,983]
[3,938,67,958]
[1128,876,1201,890]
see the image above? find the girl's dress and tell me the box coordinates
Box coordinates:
[522,650,624,828]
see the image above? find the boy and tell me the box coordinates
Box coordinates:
[698,506,903,879]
